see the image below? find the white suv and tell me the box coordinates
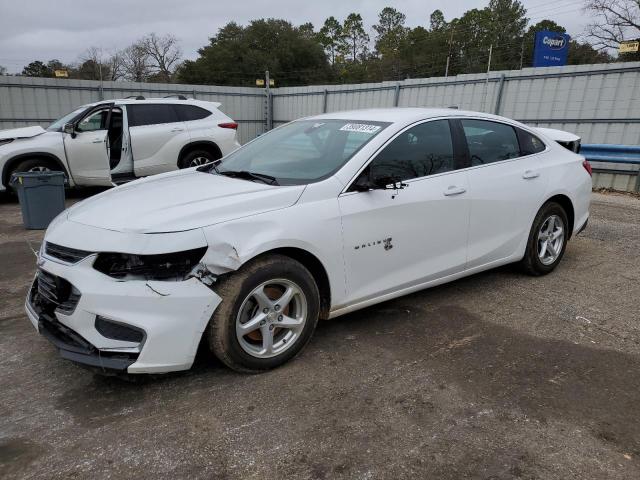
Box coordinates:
[0,97,241,191]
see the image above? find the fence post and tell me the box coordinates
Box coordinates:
[493,74,506,115]
[264,70,273,131]
[323,89,328,113]
[394,83,401,107]
[635,169,640,192]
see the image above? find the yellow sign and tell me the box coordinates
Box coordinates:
[619,41,639,54]
[54,69,69,78]
[256,79,275,87]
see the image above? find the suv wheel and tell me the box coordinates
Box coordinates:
[179,149,218,169]
[208,254,320,372]
[520,201,569,276]
[8,158,60,192]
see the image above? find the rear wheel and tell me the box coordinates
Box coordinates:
[179,149,219,169]
[208,254,320,372]
[520,201,569,276]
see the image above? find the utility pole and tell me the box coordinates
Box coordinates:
[519,37,525,70]
[445,25,455,78]
[482,45,493,112]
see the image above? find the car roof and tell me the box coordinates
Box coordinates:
[306,107,524,125]
[83,98,222,109]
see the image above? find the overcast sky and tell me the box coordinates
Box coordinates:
[0,0,591,73]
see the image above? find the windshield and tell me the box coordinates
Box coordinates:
[217,119,390,185]
[47,107,87,131]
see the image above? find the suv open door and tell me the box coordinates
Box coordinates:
[63,104,115,186]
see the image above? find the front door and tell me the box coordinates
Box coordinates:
[338,119,470,306]
[63,106,113,186]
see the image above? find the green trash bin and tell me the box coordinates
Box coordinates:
[9,171,66,230]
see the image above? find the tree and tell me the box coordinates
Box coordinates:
[179,19,330,87]
[22,60,52,77]
[341,13,369,62]
[299,22,316,39]
[373,7,408,56]
[120,42,151,82]
[141,33,183,82]
[319,17,344,65]
[585,0,640,61]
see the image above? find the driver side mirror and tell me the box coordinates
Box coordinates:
[63,122,75,138]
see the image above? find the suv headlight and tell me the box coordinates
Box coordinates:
[93,247,207,281]
[0,138,14,147]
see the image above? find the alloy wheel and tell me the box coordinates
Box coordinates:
[189,156,212,167]
[235,279,308,359]
[537,214,564,265]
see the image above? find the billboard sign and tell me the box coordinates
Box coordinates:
[533,31,570,67]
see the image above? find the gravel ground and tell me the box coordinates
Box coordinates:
[0,190,639,480]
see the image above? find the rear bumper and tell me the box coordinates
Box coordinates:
[26,253,222,374]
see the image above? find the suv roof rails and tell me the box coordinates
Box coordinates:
[125,95,146,100]
[164,94,188,100]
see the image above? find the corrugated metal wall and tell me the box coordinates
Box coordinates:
[2,62,639,147]
[272,62,640,147]
[0,76,266,143]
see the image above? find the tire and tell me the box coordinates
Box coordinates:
[207,254,320,372]
[520,201,569,276]
[7,157,60,193]
[179,149,219,169]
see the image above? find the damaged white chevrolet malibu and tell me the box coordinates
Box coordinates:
[26,108,592,374]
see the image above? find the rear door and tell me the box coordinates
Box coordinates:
[127,103,189,176]
[460,118,550,268]
[63,105,113,186]
[338,119,470,305]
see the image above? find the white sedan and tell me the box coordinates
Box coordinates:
[26,108,592,374]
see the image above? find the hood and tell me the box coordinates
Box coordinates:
[67,170,306,233]
[0,126,47,141]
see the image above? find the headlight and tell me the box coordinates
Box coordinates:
[0,138,14,147]
[93,247,207,281]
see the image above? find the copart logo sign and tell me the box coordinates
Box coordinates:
[533,30,570,67]
[543,35,566,50]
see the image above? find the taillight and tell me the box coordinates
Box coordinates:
[582,159,592,177]
[218,122,238,130]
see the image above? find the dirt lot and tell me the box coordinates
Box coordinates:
[0,190,639,480]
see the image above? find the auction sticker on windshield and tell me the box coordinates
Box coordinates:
[339,123,382,134]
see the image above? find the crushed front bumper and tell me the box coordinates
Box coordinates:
[25,254,222,374]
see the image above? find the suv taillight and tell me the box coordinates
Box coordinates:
[582,160,593,176]
[218,122,238,130]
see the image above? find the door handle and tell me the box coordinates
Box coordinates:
[92,138,104,143]
[522,170,540,179]
[443,185,466,196]
[170,128,184,132]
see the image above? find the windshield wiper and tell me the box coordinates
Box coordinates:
[218,170,279,185]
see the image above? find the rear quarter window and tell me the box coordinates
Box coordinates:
[175,105,212,122]
[517,128,546,155]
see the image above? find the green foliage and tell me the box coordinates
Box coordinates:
[178,19,330,86]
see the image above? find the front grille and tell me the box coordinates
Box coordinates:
[34,270,80,315]
[95,317,145,343]
[45,242,93,264]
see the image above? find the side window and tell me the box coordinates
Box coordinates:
[368,120,455,183]
[516,128,546,155]
[76,108,109,132]
[175,105,212,122]
[461,119,520,166]
[127,104,178,127]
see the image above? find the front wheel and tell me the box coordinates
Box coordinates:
[207,254,320,372]
[520,201,569,276]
